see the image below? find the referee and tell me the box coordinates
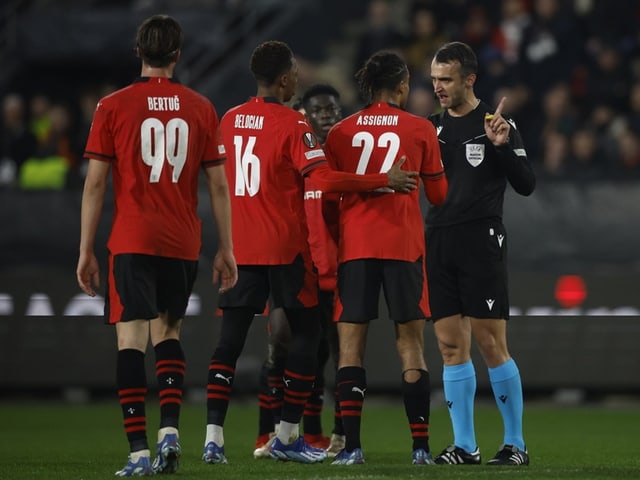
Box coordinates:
[425,41,535,466]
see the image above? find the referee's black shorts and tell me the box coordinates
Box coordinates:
[426,217,509,321]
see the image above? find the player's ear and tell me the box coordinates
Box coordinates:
[279,71,289,89]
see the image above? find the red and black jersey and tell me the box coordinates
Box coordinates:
[303,175,338,292]
[84,77,225,260]
[221,97,327,265]
[324,101,446,263]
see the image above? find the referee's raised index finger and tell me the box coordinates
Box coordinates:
[494,96,507,117]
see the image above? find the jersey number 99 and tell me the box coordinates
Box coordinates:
[140,117,189,183]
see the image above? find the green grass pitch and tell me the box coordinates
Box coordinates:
[2,397,639,479]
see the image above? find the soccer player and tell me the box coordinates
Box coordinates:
[427,41,535,466]
[76,15,237,476]
[202,40,418,465]
[253,84,344,459]
[322,50,448,465]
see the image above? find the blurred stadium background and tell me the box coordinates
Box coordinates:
[1,0,639,402]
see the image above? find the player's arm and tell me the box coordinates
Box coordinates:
[421,171,448,206]
[307,158,418,193]
[204,163,238,293]
[77,158,110,297]
[321,191,341,246]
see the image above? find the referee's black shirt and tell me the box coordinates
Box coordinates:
[425,101,535,227]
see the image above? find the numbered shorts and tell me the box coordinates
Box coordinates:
[105,253,198,324]
[426,218,509,321]
[334,257,429,323]
[218,253,318,313]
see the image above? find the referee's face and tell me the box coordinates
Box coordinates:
[430,60,466,111]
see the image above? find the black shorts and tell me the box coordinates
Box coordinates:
[105,253,198,324]
[218,253,318,312]
[335,258,429,324]
[426,218,509,320]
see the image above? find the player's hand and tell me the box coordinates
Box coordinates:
[485,96,511,146]
[386,156,418,193]
[77,251,100,297]
[213,248,238,294]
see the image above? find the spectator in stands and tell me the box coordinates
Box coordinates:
[517,0,582,100]
[19,103,77,190]
[539,130,570,180]
[403,1,449,75]
[406,78,438,118]
[0,93,37,187]
[611,128,640,179]
[626,81,640,137]
[582,37,632,113]
[564,125,607,182]
[353,0,406,74]
[494,0,531,66]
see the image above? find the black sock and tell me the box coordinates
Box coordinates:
[117,349,148,452]
[257,361,274,435]
[402,369,431,451]
[154,339,185,429]
[336,366,366,451]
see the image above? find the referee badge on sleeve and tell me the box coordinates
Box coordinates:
[465,143,485,167]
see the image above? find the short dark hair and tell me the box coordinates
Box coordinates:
[136,15,183,68]
[433,41,478,78]
[250,40,294,85]
[301,84,340,109]
[355,50,408,103]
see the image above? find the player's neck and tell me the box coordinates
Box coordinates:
[140,65,174,78]
[256,86,285,103]
[372,93,401,108]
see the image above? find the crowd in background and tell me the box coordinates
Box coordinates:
[2,0,640,190]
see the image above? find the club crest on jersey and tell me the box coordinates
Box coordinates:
[465,143,485,167]
[302,132,318,148]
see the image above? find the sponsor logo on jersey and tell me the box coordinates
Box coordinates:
[465,143,485,167]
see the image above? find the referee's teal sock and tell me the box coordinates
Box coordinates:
[442,360,477,453]
[488,358,525,451]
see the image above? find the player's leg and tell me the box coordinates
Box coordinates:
[254,360,275,457]
[303,290,332,449]
[254,307,290,458]
[332,321,368,465]
[204,266,268,464]
[266,254,327,463]
[325,315,345,456]
[108,253,158,476]
[266,307,291,436]
[115,320,154,476]
[383,258,434,465]
[149,257,197,473]
[331,259,380,465]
